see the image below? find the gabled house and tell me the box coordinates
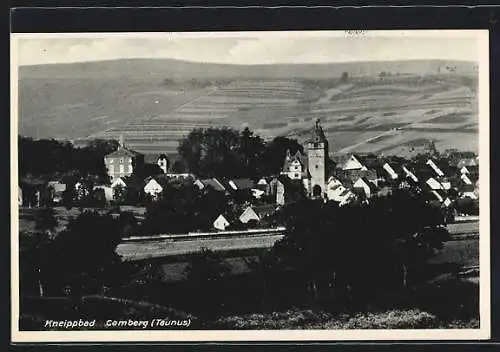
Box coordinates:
[326,177,355,204]
[342,154,368,171]
[281,149,309,180]
[104,138,144,183]
[460,166,470,175]
[111,177,127,190]
[238,204,278,224]
[213,212,239,231]
[382,162,402,180]
[239,206,260,224]
[426,177,444,190]
[461,173,473,185]
[194,178,227,193]
[257,177,269,186]
[443,197,453,208]
[353,177,377,199]
[143,177,164,198]
[402,165,419,183]
[340,154,384,187]
[440,177,452,190]
[157,154,169,174]
[229,178,255,191]
[426,159,445,177]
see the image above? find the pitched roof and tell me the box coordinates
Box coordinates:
[229,178,255,190]
[306,119,328,144]
[216,211,239,224]
[105,146,143,159]
[282,149,309,174]
[201,178,227,192]
[354,177,378,193]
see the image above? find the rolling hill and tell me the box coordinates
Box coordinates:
[17,58,479,157]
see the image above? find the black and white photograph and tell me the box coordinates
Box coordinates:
[10,30,490,342]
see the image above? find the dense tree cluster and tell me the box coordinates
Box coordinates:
[249,189,450,306]
[178,127,304,179]
[19,137,118,182]
[140,183,231,234]
[20,211,126,297]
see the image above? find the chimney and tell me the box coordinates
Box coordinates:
[118,134,124,149]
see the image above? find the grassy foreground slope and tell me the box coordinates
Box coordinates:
[19,59,478,156]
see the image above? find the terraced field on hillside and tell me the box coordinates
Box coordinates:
[19,72,478,157]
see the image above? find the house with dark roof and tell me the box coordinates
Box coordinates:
[194,178,228,193]
[281,149,309,181]
[353,177,378,199]
[104,138,144,182]
[228,178,255,191]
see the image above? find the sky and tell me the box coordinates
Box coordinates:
[15,31,481,66]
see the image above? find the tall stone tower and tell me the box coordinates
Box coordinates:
[307,119,329,198]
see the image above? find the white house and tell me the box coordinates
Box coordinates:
[443,197,453,207]
[257,178,269,185]
[383,162,399,180]
[426,177,443,190]
[157,154,169,173]
[111,177,127,189]
[402,165,419,182]
[426,159,444,177]
[327,185,355,205]
[144,178,163,198]
[353,177,376,198]
[326,177,354,204]
[239,206,261,224]
[442,182,451,190]
[194,178,227,192]
[343,155,368,171]
[461,173,473,185]
[213,214,233,231]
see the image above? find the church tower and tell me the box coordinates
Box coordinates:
[307,119,329,198]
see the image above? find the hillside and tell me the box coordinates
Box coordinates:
[19,58,476,80]
[17,59,479,157]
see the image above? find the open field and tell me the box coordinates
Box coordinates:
[116,221,479,262]
[19,59,478,157]
[116,233,284,262]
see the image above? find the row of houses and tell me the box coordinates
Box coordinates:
[324,153,479,208]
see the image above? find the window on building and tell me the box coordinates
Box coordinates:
[120,158,124,163]
[294,173,299,178]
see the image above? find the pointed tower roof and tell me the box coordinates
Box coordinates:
[308,119,327,144]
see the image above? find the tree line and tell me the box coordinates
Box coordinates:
[19,137,118,182]
[178,127,305,180]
